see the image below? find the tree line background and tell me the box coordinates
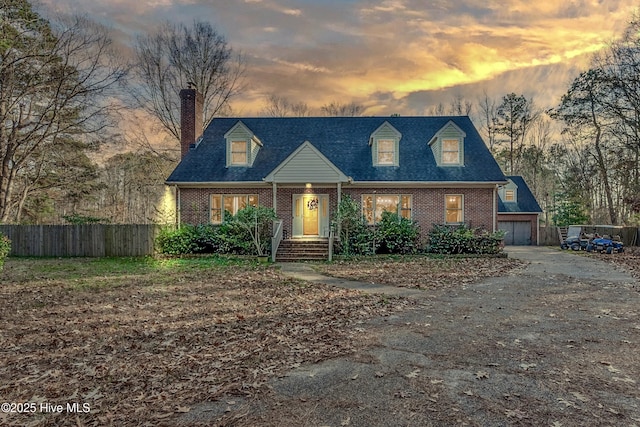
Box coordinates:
[1,0,639,226]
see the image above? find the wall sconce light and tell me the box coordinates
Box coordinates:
[305,183,312,188]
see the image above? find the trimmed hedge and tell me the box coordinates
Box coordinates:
[427,224,504,255]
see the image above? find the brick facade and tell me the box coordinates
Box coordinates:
[179,88,203,159]
[178,185,497,240]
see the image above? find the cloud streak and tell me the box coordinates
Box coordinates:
[40,0,638,115]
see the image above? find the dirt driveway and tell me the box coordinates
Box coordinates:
[187,247,640,426]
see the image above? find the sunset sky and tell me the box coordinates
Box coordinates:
[40,0,638,116]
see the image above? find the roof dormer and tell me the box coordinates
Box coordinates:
[224,121,262,167]
[499,178,518,203]
[370,121,401,167]
[428,120,466,166]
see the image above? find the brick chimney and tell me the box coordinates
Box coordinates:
[179,83,204,159]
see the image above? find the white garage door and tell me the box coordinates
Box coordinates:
[498,221,532,245]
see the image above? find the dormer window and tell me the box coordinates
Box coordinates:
[370,121,401,167]
[429,121,466,166]
[225,121,262,167]
[377,139,396,165]
[499,179,518,203]
[231,140,248,165]
[442,139,461,164]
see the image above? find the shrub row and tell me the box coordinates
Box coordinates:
[332,196,504,256]
[156,206,275,256]
[157,198,505,257]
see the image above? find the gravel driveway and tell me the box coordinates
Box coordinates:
[185,247,640,426]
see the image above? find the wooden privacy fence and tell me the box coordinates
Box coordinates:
[0,224,160,257]
[539,226,639,247]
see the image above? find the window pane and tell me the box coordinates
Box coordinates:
[375,195,398,222]
[210,195,222,223]
[363,195,373,224]
[232,152,247,164]
[442,152,459,164]
[446,209,461,223]
[446,195,461,209]
[224,196,234,215]
[400,195,412,219]
[443,139,458,151]
[505,190,515,201]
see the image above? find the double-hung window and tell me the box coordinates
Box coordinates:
[362,194,412,225]
[442,139,460,165]
[445,195,463,224]
[377,139,396,165]
[230,141,248,165]
[210,194,258,224]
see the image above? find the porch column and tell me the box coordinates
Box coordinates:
[337,182,342,205]
[272,182,277,212]
[492,186,497,232]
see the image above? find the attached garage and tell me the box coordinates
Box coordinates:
[499,220,533,245]
[497,176,542,246]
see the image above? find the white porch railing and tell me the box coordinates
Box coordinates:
[328,227,334,262]
[271,219,283,262]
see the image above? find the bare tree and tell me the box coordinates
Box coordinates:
[477,91,499,151]
[320,101,364,116]
[133,20,244,142]
[260,94,310,117]
[0,2,127,222]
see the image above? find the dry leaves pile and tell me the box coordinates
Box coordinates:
[317,256,526,289]
[0,258,411,426]
[591,247,640,280]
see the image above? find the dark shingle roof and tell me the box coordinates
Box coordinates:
[498,176,543,213]
[166,116,507,183]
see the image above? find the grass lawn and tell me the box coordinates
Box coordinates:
[0,254,525,426]
[0,256,411,426]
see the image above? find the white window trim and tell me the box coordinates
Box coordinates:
[445,194,464,224]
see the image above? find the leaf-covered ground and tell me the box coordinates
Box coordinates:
[316,255,527,290]
[0,257,412,427]
[590,246,640,281]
